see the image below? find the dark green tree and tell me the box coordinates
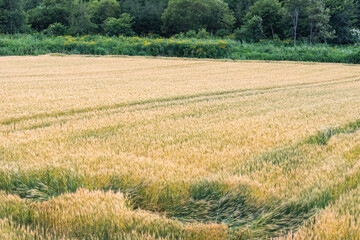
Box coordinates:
[206,0,235,33]
[27,0,72,31]
[307,0,334,43]
[123,0,167,35]
[161,0,235,35]
[224,0,257,28]
[69,0,94,35]
[237,15,265,41]
[245,0,284,39]
[44,22,68,35]
[24,0,42,10]
[325,0,357,44]
[284,0,309,46]
[0,0,27,33]
[88,0,121,33]
[103,13,135,36]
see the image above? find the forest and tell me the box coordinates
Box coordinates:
[1,0,360,45]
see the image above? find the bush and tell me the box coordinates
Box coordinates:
[145,33,162,39]
[347,50,360,64]
[197,29,210,39]
[185,30,197,38]
[171,32,185,39]
[216,29,231,38]
[103,14,135,36]
[184,29,210,39]
[44,23,68,36]
[233,28,242,41]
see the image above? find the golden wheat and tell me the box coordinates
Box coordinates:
[1,55,360,238]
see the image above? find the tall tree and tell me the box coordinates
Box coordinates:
[123,0,167,35]
[284,0,308,46]
[307,0,334,43]
[103,13,135,36]
[88,0,121,30]
[69,0,94,35]
[24,0,42,10]
[325,0,357,44]
[245,0,284,39]
[224,0,257,28]
[27,0,72,31]
[162,0,235,35]
[238,15,265,41]
[0,0,27,34]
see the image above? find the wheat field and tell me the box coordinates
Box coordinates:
[1,55,360,239]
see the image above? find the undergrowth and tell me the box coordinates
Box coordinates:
[1,34,360,63]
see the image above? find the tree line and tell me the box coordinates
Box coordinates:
[1,0,360,45]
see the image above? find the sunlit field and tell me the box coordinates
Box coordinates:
[1,55,360,239]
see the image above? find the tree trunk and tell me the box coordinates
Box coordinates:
[309,19,314,44]
[270,23,275,39]
[293,7,299,47]
[9,0,14,34]
[81,1,85,34]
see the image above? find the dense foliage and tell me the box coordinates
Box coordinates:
[0,34,234,58]
[2,34,360,64]
[1,0,360,45]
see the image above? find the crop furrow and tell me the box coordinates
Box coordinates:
[2,76,358,132]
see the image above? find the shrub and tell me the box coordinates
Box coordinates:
[347,50,360,64]
[185,30,197,38]
[184,29,210,39]
[233,28,242,41]
[44,23,68,36]
[197,29,210,39]
[216,29,231,38]
[146,33,162,39]
[103,14,135,37]
[172,32,185,39]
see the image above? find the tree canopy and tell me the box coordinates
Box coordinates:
[1,0,360,45]
[161,0,235,35]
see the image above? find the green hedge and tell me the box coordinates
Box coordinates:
[1,34,360,64]
[232,42,359,63]
[0,35,233,58]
